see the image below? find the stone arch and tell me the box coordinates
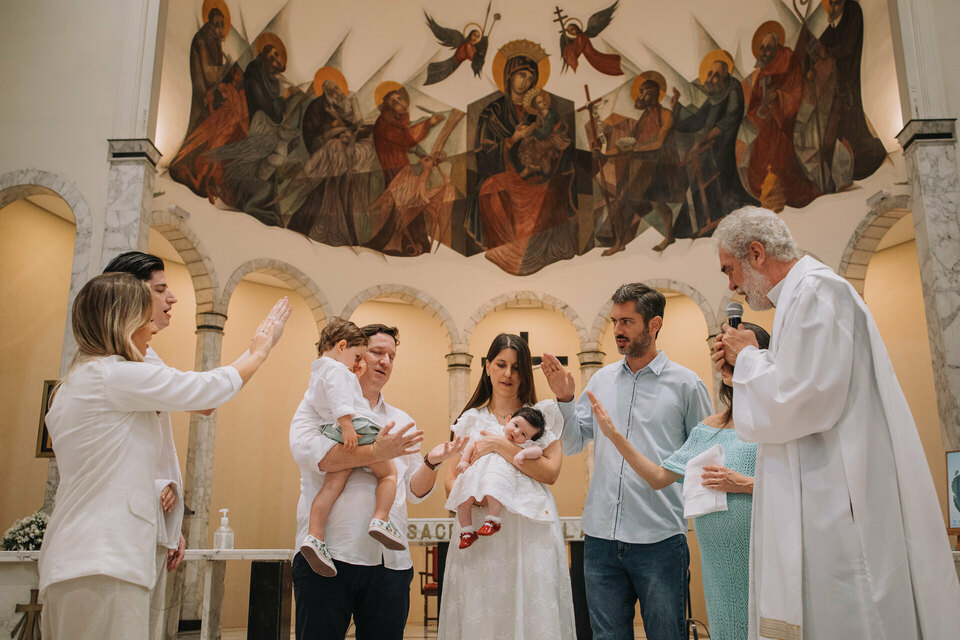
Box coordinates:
[589,279,718,347]
[221,259,333,332]
[0,169,94,372]
[462,291,589,352]
[150,208,220,314]
[341,284,460,350]
[837,194,911,294]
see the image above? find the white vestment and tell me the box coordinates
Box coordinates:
[732,256,960,640]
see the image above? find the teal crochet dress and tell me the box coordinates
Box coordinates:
[662,424,757,640]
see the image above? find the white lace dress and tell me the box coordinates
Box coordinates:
[437,401,576,639]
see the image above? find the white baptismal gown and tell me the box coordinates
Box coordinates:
[437,400,576,639]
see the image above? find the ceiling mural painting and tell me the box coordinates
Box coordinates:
[165,0,888,276]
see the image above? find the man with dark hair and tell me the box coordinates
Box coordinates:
[289,322,463,639]
[544,282,712,640]
[102,251,184,637]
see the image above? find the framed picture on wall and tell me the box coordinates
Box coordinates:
[948,450,960,535]
[35,379,57,458]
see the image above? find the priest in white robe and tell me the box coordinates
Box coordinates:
[711,206,960,640]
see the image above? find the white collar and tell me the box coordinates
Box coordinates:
[767,277,786,307]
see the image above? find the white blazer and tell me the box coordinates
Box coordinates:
[38,355,243,592]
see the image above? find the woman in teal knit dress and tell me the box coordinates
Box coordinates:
[587,322,769,640]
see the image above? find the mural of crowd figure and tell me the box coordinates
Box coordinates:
[167,0,886,274]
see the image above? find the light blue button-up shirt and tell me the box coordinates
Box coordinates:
[560,351,713,544]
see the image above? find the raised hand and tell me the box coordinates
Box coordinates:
[250,297,292,356]
[372,421,424,459]
[428,436,468,465]
[587,391,617,438]
[541,352,576,402]
[265,297,293,347]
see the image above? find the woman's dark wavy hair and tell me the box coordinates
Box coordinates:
[460,333,537,418]
[719,321,770,426]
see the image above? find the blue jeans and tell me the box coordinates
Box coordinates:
[584,533,689,640]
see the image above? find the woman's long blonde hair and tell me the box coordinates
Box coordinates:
[67,272,153,373]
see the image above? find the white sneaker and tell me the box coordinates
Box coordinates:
[300,534,336,577]
[368,518,406,551]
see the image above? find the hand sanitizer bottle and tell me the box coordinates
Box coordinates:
[213,508,234,549]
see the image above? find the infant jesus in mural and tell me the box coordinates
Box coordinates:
[516,89,572,178]
[450,407,547,549]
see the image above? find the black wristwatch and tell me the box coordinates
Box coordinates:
[423,453,439,471]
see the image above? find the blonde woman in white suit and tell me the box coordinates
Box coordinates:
[38,273,290,640]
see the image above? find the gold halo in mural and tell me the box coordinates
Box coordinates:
[201,0,231,38]
[492,39,550,94]
[698,49,735,86]
[254,33,288,68]
[564,17,584,33]
[751,20,785,60]
[375,81,406,107]
[631,71,666,103]
[522,88,550,115]
[462,23,483,38]
[313,66,348,98]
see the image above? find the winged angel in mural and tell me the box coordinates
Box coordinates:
[555,2,622,76]
[423,3,500,85]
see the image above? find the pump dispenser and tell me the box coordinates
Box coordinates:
[213,508,234,549]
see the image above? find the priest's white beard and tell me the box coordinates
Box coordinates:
[740,260,774,311]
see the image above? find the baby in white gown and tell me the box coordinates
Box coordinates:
[446,406,549,549]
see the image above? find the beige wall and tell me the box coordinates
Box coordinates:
[863,239,947,520]
[0,200,74,531]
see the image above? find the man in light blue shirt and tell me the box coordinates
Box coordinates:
[545,283,712,640]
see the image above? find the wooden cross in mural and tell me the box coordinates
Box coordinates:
[12,589,42,640]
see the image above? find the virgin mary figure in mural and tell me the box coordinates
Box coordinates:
[468,39,578,276]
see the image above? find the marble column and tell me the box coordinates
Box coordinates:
[896,119,960,451]
[577,350,605,484]
[446,352,473,425]
[101,139,160,268]
[167,311,227,629]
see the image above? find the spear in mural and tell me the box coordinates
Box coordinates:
[578,84,617,241]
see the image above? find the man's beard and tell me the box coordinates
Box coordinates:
[740,260,774,311]
[326,92,350,118]
[617,330,652,358]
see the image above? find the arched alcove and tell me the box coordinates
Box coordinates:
[0,184,78,528]
[341,284,460,350]
[150,208,220,314]
[0,169,94,371]
[221,259,333,332]
[838,194,911,294]
[462,291,588,352]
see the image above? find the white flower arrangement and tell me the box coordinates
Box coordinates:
[1,510,48,551]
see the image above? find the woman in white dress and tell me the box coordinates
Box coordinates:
[438,333,575,639]
[39,273,290,640]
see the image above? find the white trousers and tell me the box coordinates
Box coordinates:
[42,574,149,640]
[148,545,169,639]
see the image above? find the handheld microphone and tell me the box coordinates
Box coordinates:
[726,302,743,329]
